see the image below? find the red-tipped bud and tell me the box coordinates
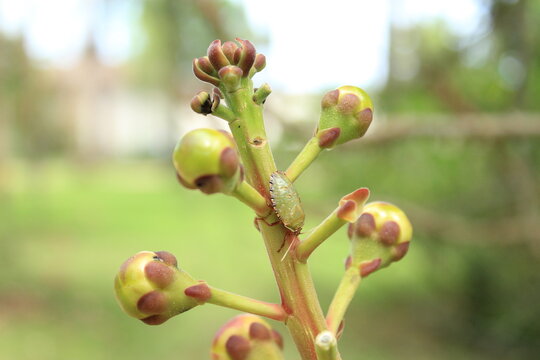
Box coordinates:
[208,39,230,71]
[114,251,199,325]
[222,41,239,64]
[218,65,244,92]
[348,202,412,276]
[235,38,256,77]
[253,54,266,73]
[193,58,220,86]
[316,86,374,147]
[191,91,213,115]
[211,314,284,360]
[172,129,242,195]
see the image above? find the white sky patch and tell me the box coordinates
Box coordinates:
[240,0,391,93]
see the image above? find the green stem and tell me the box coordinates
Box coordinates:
[208,286,287,322]
[212,103,236,122]
[315,331,339,360]
[286,137,322,183]
[222,78,338,359]
[232,181,271,216]
[326,266,362,334]
[296,209,347,263]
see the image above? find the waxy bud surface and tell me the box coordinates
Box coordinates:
[211,314,284,360]
[173,129,242,194]
[114,251,199,325]
[347,202,412,277]
[316,86,373,148]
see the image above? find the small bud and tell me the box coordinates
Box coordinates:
[208,39,230,71]
[114,251,199,325]
[222,41,239,64]
[316,85,374,148]
[235,38,256,77]
[211,314,284,360]
[253,54,266,72]
[172,129,242,195]
[218,65,244,92]
[193,58,220,86]
[348,202,412,277]
[190,91,213,115]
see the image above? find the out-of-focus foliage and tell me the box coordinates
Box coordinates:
[381,0,540,112]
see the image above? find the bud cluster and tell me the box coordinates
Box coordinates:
[193,39,266,88]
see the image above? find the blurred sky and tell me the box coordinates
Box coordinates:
[0,0,487,92]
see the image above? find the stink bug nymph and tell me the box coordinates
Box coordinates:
[269,171,305,233]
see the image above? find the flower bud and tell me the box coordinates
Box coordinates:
[193,57,220,86]
[190,91,213,115]
[235,38,256,77]
[316,86,373,148]
[208,39,230,71]
[218,65,244,92]
[347,202,412,277]
[211,314,284,360]
[114,251,199,325]
[173,129,242,195]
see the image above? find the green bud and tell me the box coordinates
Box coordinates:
[218,65,244,92]
[316,86,373,148]
[347,202,412,277]
[211,314,284,360]
[172,129,242,194]
[114,251,199,325]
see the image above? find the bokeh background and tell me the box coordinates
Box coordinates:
[1,0,539,359]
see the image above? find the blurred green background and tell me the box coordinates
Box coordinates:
[1,0,539,359]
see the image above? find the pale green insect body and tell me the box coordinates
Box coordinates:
[269,171,305,233]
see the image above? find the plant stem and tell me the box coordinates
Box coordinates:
[326,266,362,334]
[232,181,271,216]
[223,79,341,359]
[212,103,236,122]
[286,137,322,182]
[297,209,347,263]
[315,331,339,360]
[207,286,287,322]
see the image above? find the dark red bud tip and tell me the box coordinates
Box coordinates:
[193,58,220,86]
[222,41,239,63]
[379,221,400,245]
[194,175,223,194]
[356,108,373,137]
[271,329,284,349]
[190,92,212,115]
[359,258,382,277]
[337,93,360,115]
[254,54,266,72]
[145,261,175,288]
[198,57,215,74]
[219,147,239,178]
[208,39,230,70]
[392,242,410,262]
[137,291,167,314]
[344,255,352,270]
[336,320,345,340]
[321,89,339,108]
[140,314,168,325]
[355,213,376,238]
[154,251,178,267]
[318,127,341,148]
[226,335,251,360]
[235,38,256,77]
[184,283,212,302]
[249,322,271,340]
[337,200,356,221]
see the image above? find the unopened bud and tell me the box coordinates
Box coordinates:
[348,202,412,277]
[173,129,242,195]
[316,86,373,147]
[114,251,199,325]
[211,314,284,360]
